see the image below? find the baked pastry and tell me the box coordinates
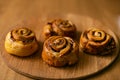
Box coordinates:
[42,36,79,67]
[5,27,38,56]
[43,19,76,39]
[80,28,116,55]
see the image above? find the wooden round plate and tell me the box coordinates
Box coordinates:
[1,14,119,79]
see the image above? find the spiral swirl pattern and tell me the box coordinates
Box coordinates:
[11,27,35,43]
[46,36,74,57]
[43,19,76,39]
[52,19,75,32]
[5,27,38,56]
[42,36,78,66]
[80,28,116,55]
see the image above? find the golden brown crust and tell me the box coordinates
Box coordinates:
[5,27,38,56]
[11,27,35,43]
[42,36,79,67]
[80,28,116,55]
[43,19,76,39]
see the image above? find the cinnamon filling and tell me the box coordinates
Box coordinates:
[46,36,73,56]
[48,19,75,33]
[10,28,35,44]
[81,28,116,55]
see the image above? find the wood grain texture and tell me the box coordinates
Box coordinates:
[1,14,119,79]
[0,0,120,80]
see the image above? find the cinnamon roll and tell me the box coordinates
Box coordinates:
[42,36,79,67]
[80,28,116,55]
[5,27,38,56]
[43,19,76,39]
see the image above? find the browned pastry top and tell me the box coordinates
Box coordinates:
[42,36,79,66]
[10,27,35,44]
[45,36,76,57]
[44,19,76,39]
[80,28,116,55]
[51,19,76,32]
